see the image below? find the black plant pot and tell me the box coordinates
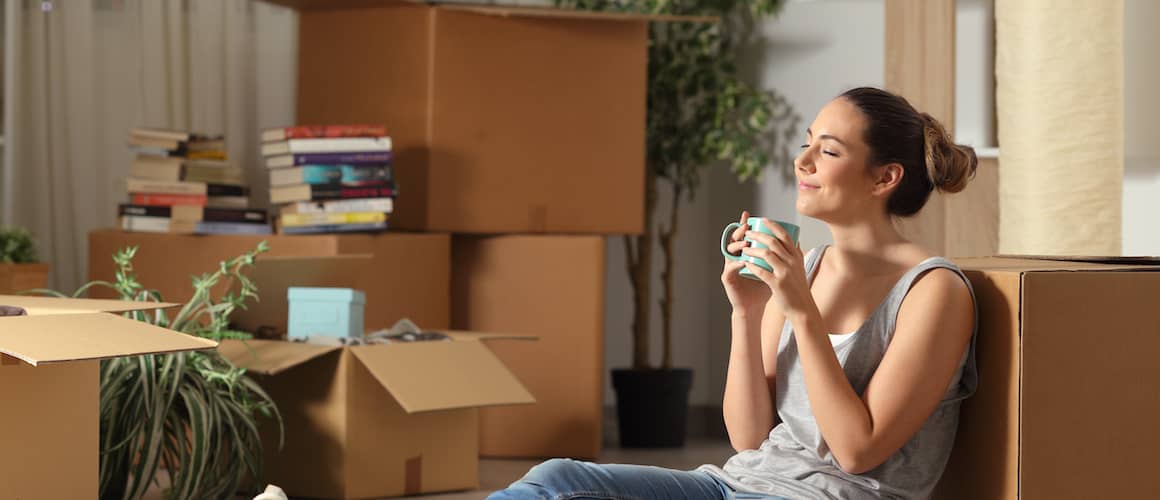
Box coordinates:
[611,368,693,448]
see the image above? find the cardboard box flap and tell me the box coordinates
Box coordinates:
[217,339,341,375]
[0,312,216,366]
[955,256,1160,272]
[1000,254,1160,265]
[350,340,534,413]
[261,0,716,22]
[0,295,179,315]
[440,330,538,342]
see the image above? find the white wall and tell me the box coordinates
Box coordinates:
[1122,0,1160,256]
[603,0,886,407]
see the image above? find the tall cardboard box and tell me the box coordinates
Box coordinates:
[88,229,450,331]
[452,235,606,458]
[933,257,1160,499]
[264,0,657,234]
[0,295,217,498]
[219,334,533,499]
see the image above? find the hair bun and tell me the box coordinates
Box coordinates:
[921,113,978,194]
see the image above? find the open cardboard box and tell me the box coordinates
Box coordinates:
[933,256,1160,499]
[263,0,711,234]
[0,295,218,498]
[219,332,535,499]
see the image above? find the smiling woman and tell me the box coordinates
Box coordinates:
[489,86,981,500]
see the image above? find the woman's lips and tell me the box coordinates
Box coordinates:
[798,182,819,191]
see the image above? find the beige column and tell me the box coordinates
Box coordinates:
[996,0,1123,255]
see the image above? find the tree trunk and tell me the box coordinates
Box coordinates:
[658,180,681,370]
[629,166,659,369]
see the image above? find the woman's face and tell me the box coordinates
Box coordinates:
[794,97,886,222]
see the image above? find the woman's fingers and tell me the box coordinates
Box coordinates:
[725,240,748,255]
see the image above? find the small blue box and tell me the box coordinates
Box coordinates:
[287,287,366,340]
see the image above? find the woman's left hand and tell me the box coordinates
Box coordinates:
[741,219,814,315]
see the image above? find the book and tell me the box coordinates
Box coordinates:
[187,150,228,161]
[194,221,272,235]
[260,137,392,157]
[265,151,393,169]
[280,221,388,235]
[269,183,397,204]
[206,196,249,209]
[206,184,249,197]
[183,160,245,185]
[129,146,183,157]
[119,204,267,224]
[127,179,207,196]
[279,198,394,215]
[280,211,387,227]
[121,215,204,234]
[129,160,183,182]
[261,125,387,143]
[269,164,392,187]
[130,193,208,207]
[129,128,190,142]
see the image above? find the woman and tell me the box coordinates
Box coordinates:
[488,86,979,500]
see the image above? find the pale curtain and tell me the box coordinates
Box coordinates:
[1,0,298,290]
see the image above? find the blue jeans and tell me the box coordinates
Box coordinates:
[486,458,789,500]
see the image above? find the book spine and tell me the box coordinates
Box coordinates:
[206,184,249,197]
[298,165,393,185]
[281,221,388,235]
[280,125,387,140]
[281,211,387,227]
[282,198,394,215]
[195,221,273,235]
[130,193,209,206]
[286,137,392,154]
[201,208,268,224]
[127,179,207,196]
[118,204,172,218]
[308,184,397,201]
[120,215,170,233]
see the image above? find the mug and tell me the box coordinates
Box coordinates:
[720,217,800,280]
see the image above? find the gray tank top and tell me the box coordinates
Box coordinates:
[700,245,979,499]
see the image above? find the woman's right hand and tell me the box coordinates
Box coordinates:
[722,210,773,316]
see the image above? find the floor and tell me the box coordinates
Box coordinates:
[146,439,736,499]
[403,439,736,500]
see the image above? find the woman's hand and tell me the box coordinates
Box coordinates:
[721,210,772,317]
[740,219,813,316]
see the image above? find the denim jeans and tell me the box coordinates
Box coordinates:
[486,458,790,500]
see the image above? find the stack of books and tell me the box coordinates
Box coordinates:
[118,128,271,235]
[261,125,395,235]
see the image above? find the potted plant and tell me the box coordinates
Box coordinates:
[35,243,281,500]
[560,0,798,447]
[0,226,49,293]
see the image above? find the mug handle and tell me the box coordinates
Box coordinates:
[721,222,744,261]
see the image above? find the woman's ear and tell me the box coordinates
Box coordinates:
[871,162,904,196]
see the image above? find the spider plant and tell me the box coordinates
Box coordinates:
[33,242,281,500]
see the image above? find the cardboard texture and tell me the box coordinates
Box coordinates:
[285,1,649,234]
[88,230,450,332]
[0,296,216,498]
[452,235,606,458]
[219,337,533,499]
[933,257,1160,500]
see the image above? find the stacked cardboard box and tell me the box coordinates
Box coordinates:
[932,256,1160,499]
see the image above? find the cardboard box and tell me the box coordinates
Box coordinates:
[933,256,1160,499]
[88,229,450,331]
[263,0,670,234]
[452,235,606,458]
[0,295,217,498]
[218,333,534,499]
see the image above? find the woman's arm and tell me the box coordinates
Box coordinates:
[791,269,974,474]
[723,292,792,452]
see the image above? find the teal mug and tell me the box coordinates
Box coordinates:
[720,217,801,280]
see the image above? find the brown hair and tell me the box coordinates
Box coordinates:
[839,87,978,217]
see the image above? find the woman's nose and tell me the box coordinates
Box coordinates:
[795,149,815,174]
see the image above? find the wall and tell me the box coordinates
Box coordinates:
[1122,0,1160,255]
[603,0,887,407]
